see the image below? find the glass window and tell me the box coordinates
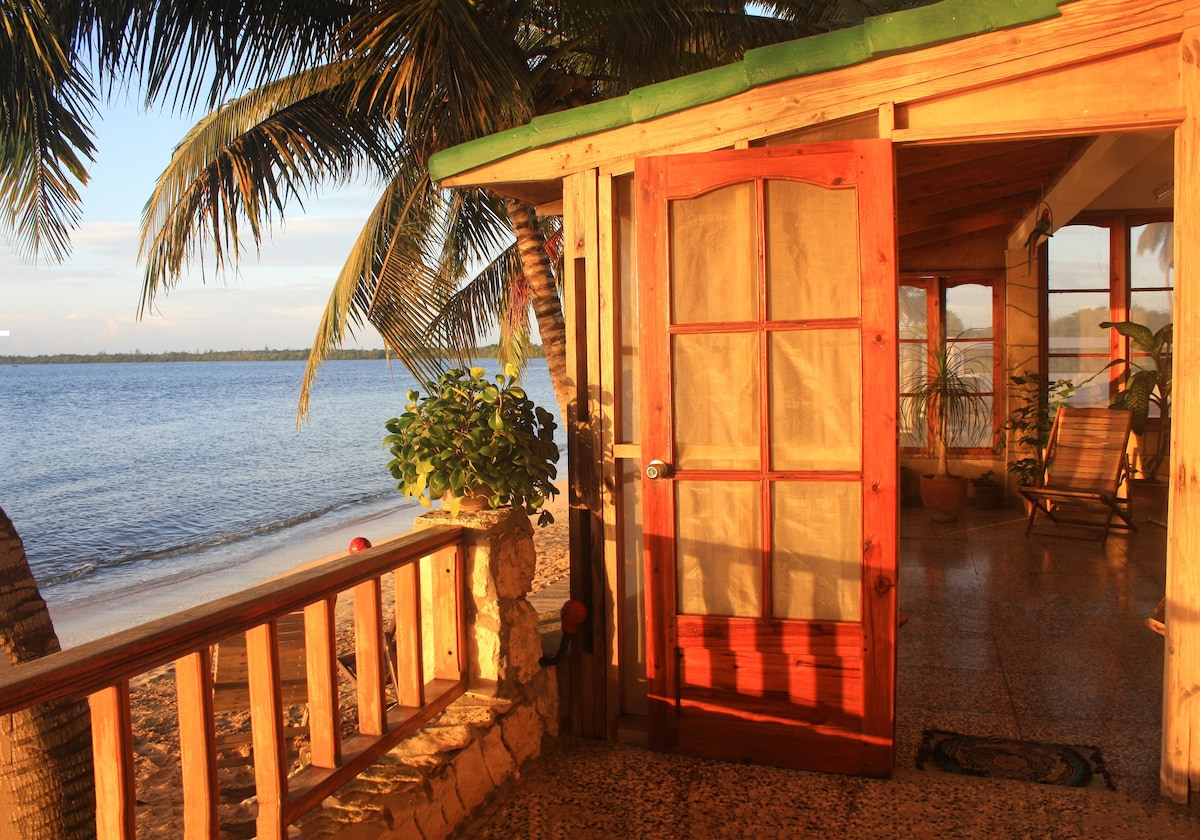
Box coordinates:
[1047,218,1173,408]
[900,275,997,453]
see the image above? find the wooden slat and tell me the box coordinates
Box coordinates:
[90,683,135,840]
[353,579,387,737]
[174,650,218,839]
[246,622,287,840]
[304,599,340,768]
[679,649,864,715]
[1162,11,1200,805]
[393,562,425,707]
[674,615,865,657]
[676,716,867,775]
[430,546,464,682]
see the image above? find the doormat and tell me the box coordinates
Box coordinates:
[916,730,1115,791]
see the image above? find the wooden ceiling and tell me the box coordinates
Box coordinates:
[895,137,1091,261]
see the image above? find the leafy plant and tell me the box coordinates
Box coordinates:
[1101,320,1172,481]
[995,373,1076,486]
[900,339,992,478]
[384,365,560,525]
[971,470,998,488]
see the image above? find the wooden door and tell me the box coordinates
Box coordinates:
[635,140,898,776]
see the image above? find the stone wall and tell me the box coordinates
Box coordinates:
[296,507,558,839]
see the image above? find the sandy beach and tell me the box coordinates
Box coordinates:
[65,488,571,837]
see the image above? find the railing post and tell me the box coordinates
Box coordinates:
[246,622,287,840]
[303,598,341,768]
[353,579,387,736]
[89,682,135,840]
[174,649,218,839]
[393,561,425,707]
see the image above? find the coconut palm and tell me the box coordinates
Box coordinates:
[2,4,937,834]
[134,1,935,419]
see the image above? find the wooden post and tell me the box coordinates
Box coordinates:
[174,650,218,839]
[89,683,135,840]
[1162,16,1200,804]
[303,598,341,768]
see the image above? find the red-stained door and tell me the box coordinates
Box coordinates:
[635,141,898,775]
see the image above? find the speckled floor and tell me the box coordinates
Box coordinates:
[458,506,1199,838]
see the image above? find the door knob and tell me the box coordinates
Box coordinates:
[645,459,673,480]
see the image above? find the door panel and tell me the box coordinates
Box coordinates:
[636,140,897,776]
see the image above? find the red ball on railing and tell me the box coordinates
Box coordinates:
[560,599,588,635]
[348,536,372,552]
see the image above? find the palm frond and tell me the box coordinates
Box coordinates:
[84,0,359,110]
[345,0,533,153]
[0,0,97,261]
[138,60,400,314]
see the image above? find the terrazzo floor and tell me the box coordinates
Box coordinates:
[457,505,1200,838]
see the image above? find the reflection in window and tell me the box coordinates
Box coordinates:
[900,276,996,453]
[1047,219,1174,408]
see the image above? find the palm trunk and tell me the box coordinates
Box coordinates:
[0,506,95,839]
[504,197,571,422]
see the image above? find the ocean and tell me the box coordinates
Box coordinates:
[0,358,562,624]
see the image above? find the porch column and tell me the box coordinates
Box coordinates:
[1162,17,1200,804]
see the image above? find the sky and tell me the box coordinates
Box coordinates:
[1,99,387,357]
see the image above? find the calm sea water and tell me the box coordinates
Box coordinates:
[0,358,561,609]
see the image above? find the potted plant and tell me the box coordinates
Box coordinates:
[1102,319,1172,522]
[995,373,1076,488]
[384,364,560,525]
[900,339,992,522]
[970,471,1003,509]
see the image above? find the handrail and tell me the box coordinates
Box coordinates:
[0,525,469,839]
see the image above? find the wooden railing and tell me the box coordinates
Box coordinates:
[0,526,468,839]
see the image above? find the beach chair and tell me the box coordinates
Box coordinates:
[1019,406,1136,544]
[211,611,316,757]
[210,610,400,760]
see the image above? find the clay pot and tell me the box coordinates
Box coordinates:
[919,475,969,522]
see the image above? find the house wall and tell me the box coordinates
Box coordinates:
[461,0,1200,798]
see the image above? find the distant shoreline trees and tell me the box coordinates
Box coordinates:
[0,344,544,365]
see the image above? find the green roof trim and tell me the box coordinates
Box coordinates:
[428,0,1070,183]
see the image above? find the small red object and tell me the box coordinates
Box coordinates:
[348,536,372,552]
[560,599,588,634]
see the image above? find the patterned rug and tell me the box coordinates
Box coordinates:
[916,730,1115,791]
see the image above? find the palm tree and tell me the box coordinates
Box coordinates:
[0,507,95,840]
[134,1,931,419]
[2,4,938,834]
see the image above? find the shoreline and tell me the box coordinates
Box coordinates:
[48,487,569,649]
[48,499,426,648]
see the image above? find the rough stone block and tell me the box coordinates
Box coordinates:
[501,599,543,685]
[500,702,545,767]
[426,764,467,830]
[451,738,496,813]
[480,723,519,787]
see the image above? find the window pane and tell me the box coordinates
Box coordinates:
[616,175,640,444]
[670,183,757,324]
[899,285,927,340]
[1048,292,1109,356]
[1131,290,1174,333]
[772,481,861,621]
[676,480,761,617]
[1049,225,1109,290]
[899,341,927,448]
[1047,356,1110,407]
[770,329,861,471]
[1131,222,1173,289]
[618,459,646,714]
[673,332,760,470]
[946,284,992,338]
[766,180,859,320]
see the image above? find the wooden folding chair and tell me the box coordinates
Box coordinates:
[1019,406,1136,544]
[210,609,400,760]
